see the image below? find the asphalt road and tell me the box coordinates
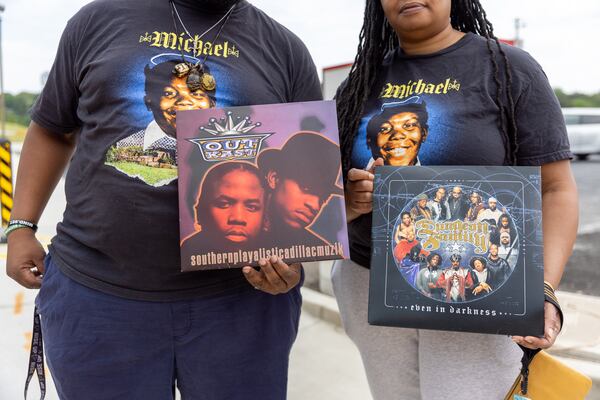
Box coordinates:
[559,155,600,295]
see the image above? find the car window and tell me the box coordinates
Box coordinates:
[581,115,600,124]
[564,115,580,125]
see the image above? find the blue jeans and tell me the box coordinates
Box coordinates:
[35,254,302,400]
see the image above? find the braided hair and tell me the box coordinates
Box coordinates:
[336,0,519,179]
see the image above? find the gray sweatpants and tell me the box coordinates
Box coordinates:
[331,259,522,400]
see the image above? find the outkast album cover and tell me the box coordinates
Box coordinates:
[369,166,544,336]
[177,100,349,271]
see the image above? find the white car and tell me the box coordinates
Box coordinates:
[562,108,600,160]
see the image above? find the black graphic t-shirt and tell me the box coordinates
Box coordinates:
[31,0,321,300]
[346,33,572,268]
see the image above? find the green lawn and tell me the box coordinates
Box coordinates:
[4,122,28,142]
[107,161,178,186]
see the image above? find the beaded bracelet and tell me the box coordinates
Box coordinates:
[544,280,564,330]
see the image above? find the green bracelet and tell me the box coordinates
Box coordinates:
[4,224,36,237]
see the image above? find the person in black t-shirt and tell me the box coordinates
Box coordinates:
[7,1,322,399]
[332,0,577,398]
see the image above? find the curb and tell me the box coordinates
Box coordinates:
[301,287,342,327]
[301,287,600,363]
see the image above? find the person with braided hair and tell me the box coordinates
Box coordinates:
[331,0,578,398]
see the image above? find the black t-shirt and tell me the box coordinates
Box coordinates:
[31,0,322,300]
[346,33,572,268]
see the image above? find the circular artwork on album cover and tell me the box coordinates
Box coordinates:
[391,185,519,303]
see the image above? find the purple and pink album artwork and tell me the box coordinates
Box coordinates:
[176,100,349,271]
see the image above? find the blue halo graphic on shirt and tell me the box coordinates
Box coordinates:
[391,185,519,303]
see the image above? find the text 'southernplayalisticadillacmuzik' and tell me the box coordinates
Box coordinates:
[369,166,544,336]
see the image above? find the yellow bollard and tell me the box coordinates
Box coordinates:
[0,139,12,242]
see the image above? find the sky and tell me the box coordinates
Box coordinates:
[1,0,599,94]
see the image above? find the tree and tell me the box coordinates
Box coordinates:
[554,88,600,108]
[4,92,39,126]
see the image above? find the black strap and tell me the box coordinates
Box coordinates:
[24,307,46,400]
[517,346,541,395]
[517,294,564,395]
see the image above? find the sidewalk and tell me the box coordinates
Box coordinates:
[297,286,600,399]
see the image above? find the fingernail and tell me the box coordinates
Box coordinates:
[525,338,534,344]
[270,256,278,263]
[242,267,251,274]
[368,173,374,180]
[259,259,266,267]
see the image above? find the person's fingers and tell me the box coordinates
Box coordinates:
[350,202,373,214]
[347,179,374,193]
[242,266,268,291]
[543,313,561,344]
[512,335,554,350]
[350,191,373,204]
[34,254,46,275]
[347,168,374,182]
[367,157,385,174]
[520,336,552,350]
[545,325,560,344]
[12,264,43,289]
[271,257,301,288]
[258,258,287,293]
[545,302,562,331]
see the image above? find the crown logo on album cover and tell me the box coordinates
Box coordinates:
[188,111,272,162]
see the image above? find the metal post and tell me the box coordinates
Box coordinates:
[0,4,9,243]
[514,18,525,48]
[0,4,5,140]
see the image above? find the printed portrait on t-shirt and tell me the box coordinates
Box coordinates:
[105,55,217,187]
[351,75,482,170]
[98,24,248,188]
[366,96,429,167]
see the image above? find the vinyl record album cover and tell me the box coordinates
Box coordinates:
[369,166,544,336]
[177,100,349,271]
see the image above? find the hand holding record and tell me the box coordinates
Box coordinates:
[512,301,562,350]
[345,157,384,222]
[242,256,302,295]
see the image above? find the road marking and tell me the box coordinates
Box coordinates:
[14,291,24,315]
[24,331,32,352]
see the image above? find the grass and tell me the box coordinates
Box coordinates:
[3,122,28,142]
[106,161,177,186]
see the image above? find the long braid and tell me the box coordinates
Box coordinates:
[338,0,520,171]
[336,1,397,180]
